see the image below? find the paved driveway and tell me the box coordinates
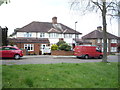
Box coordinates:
[1,55,119,65]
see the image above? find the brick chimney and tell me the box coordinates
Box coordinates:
[52,17,57,24]
[97,26,102,31]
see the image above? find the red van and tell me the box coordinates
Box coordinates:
[74,45,103,59]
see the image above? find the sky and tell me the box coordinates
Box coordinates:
[0,0,118,37]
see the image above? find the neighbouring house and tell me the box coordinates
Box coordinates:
[82,26,119,54]
[75,39,92,45]
[9,17,82,55]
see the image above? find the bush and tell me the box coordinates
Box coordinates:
[51,44,58,50]
[59,43,71,51]
[57,40,66,46]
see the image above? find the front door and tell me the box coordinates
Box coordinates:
[40,44,46,55]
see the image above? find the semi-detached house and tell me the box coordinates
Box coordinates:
[82,26,119,54]
[9,17,82,55]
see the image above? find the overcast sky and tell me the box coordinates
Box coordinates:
[0,0,118,37]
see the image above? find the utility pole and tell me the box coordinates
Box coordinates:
[75,21,77,45]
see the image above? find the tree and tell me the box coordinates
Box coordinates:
[1,27,8,46]
[70,0,119,62]
[0,0,10,6]
[59,43,71,51]
[56,40,66,46]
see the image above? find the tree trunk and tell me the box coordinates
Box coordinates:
[102,1,108,62]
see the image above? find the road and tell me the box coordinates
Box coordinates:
[1,55,119,65]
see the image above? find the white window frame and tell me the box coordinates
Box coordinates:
[111,47,117,52]
[49,33,58,38]
[111,39,117,43]
[24,32,32,37]
[64,34,73,38]
[76,34,79,39]
[24,44,34,51]
[97,39,101,43]
[40,33,45,38]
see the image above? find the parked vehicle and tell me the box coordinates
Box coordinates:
[43,46,51,55]
[0,46,23,59]
[74,45,103,59]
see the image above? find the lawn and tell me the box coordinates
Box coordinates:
[2,62,118,88]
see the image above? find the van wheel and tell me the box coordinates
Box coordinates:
[99,55,103,59]
[84,55,89,59]
[14,54,20,60]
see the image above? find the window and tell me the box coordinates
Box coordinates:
[24,44,34,51]
[111,47,117,52]
[1,47,17,50]
[111,39,117,43]
[24,32,32,37]
[64,34,72,38]
[40,33,45,38]
[49,33,58,38]
[76,35,79,39]
[97,39,101,43]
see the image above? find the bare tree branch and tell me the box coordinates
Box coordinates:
[106,2,113,9]
[91,0,103,12]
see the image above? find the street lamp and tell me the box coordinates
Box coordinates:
[75,21,77,44]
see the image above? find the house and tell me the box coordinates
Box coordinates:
[82,26,118,54]
[9,17,82,55]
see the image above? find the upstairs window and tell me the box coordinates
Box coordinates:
[76,35,79,39]
[111,39,117,43]
[49,33,58,38]
[97,39,101,43]
[24,32,32,37]
[64,34,72,38]
[40,33,45,38]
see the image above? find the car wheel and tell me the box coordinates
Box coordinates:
[14,54,20,60]
[84,55,89,59]
[99,55,103,59]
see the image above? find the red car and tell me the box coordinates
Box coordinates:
[0,46,23,59]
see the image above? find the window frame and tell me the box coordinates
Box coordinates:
[24,32,32,37]
[111,47,117,52]
[24,44,34,51]
[40,33,45,38]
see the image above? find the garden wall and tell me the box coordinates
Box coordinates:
[51,50,74,56]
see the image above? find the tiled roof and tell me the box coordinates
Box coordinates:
[16,21,82,34]
[82,30,118,39]
[8,38,49,43]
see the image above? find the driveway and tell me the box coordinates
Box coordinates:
[1,55,119,65]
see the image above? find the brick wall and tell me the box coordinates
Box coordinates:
[51,50,74,56]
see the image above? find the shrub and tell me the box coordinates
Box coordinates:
[59,43,71,51]
[51,44,58,50]
[57,40,66,46]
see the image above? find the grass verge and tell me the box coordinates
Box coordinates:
[2,62,118,88]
